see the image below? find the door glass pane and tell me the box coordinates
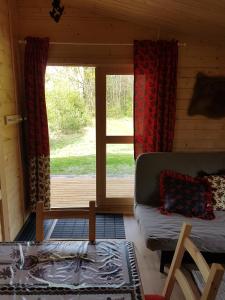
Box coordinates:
[45,66,96,208]
[106,144,134,198]
[106,75,134,136]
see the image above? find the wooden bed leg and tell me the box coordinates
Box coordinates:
[160,251,165,273]
[160,261,165,273]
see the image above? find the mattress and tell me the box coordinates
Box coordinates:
[135,204,225,252]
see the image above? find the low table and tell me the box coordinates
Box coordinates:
[0,240,143,300]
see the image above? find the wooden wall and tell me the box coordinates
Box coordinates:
[0,0,219,217]
[0,0,24,240]
[175,46,225,151]
[16,1,225,152]
[0,1,222,236]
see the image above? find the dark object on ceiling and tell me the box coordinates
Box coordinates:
[49,0,64,23]
[188,72,225,118]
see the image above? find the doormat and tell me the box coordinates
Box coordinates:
[15,213,126,241]
[50,214,126,239]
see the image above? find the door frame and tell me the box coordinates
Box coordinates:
[95,65,134,213]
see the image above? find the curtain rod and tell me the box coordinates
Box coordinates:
[18,40,186,47]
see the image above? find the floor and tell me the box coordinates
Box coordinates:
[124,216,185,299]
[50,176,134,207]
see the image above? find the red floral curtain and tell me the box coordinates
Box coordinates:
[24,37,50,209]
[134,40,178,159]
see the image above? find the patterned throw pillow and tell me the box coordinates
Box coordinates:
[204,176,225,210]
[197,169,225,177]
[160,170,215,220]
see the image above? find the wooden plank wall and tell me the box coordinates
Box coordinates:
[16,2,225,152]
[6,1,224,215]
[175,46,225,151]
[0,0,24,240]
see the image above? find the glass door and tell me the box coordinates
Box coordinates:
[45,66,96,208]
[96,66,134,212]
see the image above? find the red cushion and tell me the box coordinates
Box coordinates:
[159,170,214,220]
[145,295,165,300]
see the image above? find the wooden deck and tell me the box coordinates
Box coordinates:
[50,176,134,208]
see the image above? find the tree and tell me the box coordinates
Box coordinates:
[106,75,133,118]
[45,67,91,134]
[45,67,134,135]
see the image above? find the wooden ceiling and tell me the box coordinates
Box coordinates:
[65,0,225,41]
[16,0,225,42]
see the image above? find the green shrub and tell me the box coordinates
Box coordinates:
[46,81,91,134]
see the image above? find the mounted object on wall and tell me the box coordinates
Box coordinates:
[49,0,64,23]
[188,72,225,118]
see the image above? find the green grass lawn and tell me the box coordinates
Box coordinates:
[51,153,135,176]
[49,118,134,176]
